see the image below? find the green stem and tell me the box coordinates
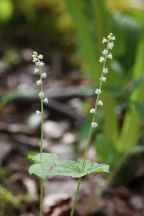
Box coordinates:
[70,178,81,216]
[40,178,43,216]
[70,50,108,216]
[40,65,44,216]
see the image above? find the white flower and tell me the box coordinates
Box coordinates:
[36,110,41,115]
[32,51,37,58]
[36,80,41,86]
[90,108,95,114]
[111,36,115,41]
[42,72,47,79]
[108,35,112,40]
[100,76,106,82]
[33,51,37,55]
[38,54,43,60]
[34,68,39,74]
[107,53,112,59]
[33,57,37,62]
[36,61,45,67]
[99,56,105,63]
[98,100,103,106]
[44,98,48,103]
[38,92,44,98]
[39,61,45,67]
[107,42,114,50]
[91,122,98,128]
[103,68,108,74]
[102,49,108,56]
[95,88,101,95]
[36,62,40,66]
[102,37,107,43]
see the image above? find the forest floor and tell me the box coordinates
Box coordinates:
[0,48,144,216]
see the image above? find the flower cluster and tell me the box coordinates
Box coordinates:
[90,33,115,128]
[32,51,48,115]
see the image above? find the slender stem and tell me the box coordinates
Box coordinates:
[40,178,43,216]
[70,49,108,216]
[40,65,44,216]
[70,178,81,216]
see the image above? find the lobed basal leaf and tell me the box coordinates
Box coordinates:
[49,160,109,178]
[28,153,59,180]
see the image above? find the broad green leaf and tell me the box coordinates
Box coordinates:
[50,160,109,178]
[94,134,120,166]
[28,153,58,180]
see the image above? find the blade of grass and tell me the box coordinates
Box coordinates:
[117,31,144,152]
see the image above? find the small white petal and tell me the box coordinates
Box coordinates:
[36,80,41,86]
[33,51,37,55]
[91,122,98,128]
[103,68,108,74]
[99,56,105,63]
[90,108,95,114]
[38,92,44,98]
[39,61,45,67]
[107,53,112,59]
[42,72,47,79]
[36,62,40,66]
[111,36,115,41]
[102,49,108,56]
[95,88,101,95]
[33,57,37,62]
[107,42,114,50]
[102,37,107,43]
[100,76,106,82]
[36,110,41,115]
[98,100,103,106]
[44,98,48,103]
[38,54,43,60]
[34,68,39,74]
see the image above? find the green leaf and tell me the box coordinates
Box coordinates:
[117,31,144,152]
[0,88,36,110]
[94,134,120,166]
[129,145,144,155]
[132,101,144,119]
[50,160,109,178]
[28,153,58,180]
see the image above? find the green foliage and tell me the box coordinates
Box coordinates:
[132,101,144,119]
[0,88,36,110]
[117,31,144,152]
[0,0,14,22]
[0,184,20,207]
[64,0,100,82]
[28,153,58,180]
[50,160,109,178]
[94,134,120,166]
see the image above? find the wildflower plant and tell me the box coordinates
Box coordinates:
[49,33,115,215]
[28,52,58,216]
[28,33,115,216]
